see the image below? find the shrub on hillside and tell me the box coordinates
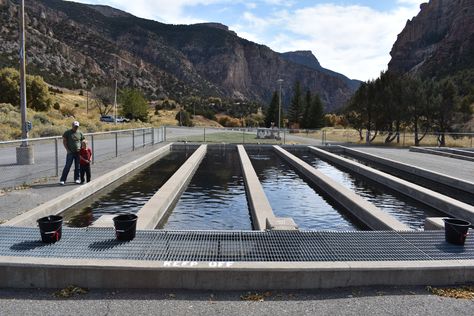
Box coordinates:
[53,102,60,110]
[60,107,76,117]
[33,113,51,125]
[33,125,66,138]
[217,115,241,127]
[0,68,52,111]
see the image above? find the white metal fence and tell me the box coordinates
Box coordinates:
[0,127,165,188]
[1,125,472,189]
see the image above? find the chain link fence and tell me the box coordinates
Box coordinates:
[0,127,165,189]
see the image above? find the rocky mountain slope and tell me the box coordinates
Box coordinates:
[388,0,474,78]
[0,0,358,111]
[281,51,361,91]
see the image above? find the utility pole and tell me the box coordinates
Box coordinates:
[114,79,117,125]
[86,89,89,114]
[277,78,284,129]
[16,0,34,164]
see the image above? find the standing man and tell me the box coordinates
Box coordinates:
[59,121,84,185]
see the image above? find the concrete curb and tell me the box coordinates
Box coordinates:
[410,147,474,162]
[0,256,473,289]
[4,144,172,227]
[309,146,474,224]
[340,146,474,194]
[274,146,409,231]
[136,144,207,230]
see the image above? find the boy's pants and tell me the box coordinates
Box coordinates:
[80,164,91,183]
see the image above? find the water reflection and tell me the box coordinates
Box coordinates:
[249,150,362,231]
[63,151,190,227]
[296,152,445,230]
[340,154,474,206]
[161,150,251,230]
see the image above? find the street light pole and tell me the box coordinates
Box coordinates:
[277,79,283,129]
[19,0,27,146]
[113,79,117,125]
[15,0,34,165]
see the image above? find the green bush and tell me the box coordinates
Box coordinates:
[53,102,60,110]
[0,68,52,111]
[33,113,51,125]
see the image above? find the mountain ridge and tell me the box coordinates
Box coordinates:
[0,0,359,111]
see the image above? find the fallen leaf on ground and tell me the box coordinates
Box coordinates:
[240,292,265,302]
[53,285,88,298]
[426,285,474,299]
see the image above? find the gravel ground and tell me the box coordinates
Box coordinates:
[0,286,473,315]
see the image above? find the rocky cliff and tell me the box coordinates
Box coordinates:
[388,0,474,78]
[281,51,361,91]
[0,0,358,110]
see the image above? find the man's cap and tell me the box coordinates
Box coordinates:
[73,121,80,127]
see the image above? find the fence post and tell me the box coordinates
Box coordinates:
[91,135,95,164]
[403,131,406,147]
[243,129,245,144]
[204,127,206,142]
[152,127,155,145]
[284,129,286,145]
[143,128,146,147]
[115,132,118,157]
[132,130,135,151]
[54,137,59,177]
[164,126,167,142]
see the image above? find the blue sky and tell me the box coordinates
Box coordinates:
[71,0,425,81]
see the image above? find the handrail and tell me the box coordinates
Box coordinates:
[0,127,154,145]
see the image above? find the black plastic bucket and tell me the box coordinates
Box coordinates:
[444,218,470,245]
[113,214,138,241]
[37,215,63,243]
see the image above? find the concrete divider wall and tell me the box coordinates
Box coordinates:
[273,146,409,231]
[4,144,173,227]
[136,144,207,230]
[309,146,474,224]
[340,146,474,194]
[237,145,276,231]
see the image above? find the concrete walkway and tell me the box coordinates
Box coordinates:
[353,147,474,183]
[0,143,169,223]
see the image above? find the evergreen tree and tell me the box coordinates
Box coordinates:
[265,91,279,128]
[288,81,303,128]
[307,94,325,129]
[302,90,312,128]
[119,88,149,122]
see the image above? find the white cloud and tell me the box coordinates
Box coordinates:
[72,0,425,80]
[235,2,425,80]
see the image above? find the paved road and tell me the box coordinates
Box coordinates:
[353,147,474,183]
[1,286,473,315]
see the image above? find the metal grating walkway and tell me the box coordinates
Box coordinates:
[0,227,473,262]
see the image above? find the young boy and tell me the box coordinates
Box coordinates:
[79,140,92,184]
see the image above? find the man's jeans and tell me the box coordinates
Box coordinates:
[60,152,80,182]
